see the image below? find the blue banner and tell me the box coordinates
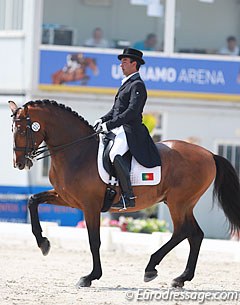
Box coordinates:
[0,186,30,223]
[0,185,83,226]
[39,49,240,97]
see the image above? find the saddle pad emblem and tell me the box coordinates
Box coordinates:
[142,173,154,181]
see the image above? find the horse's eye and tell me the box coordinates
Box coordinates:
[16,125,26,136]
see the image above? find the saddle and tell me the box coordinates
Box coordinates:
[102,131,116,178]
[98,132,161,212]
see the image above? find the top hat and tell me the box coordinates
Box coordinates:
[118,48,145,65]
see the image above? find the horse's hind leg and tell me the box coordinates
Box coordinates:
[172,214,204,288]
[28,189,69,255]
[144,206,204,288]
[144,219,188,283]
[144,201,193,283]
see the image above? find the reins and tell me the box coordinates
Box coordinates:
[32,132,99,161]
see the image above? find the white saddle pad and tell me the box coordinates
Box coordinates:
[97,136,161,186]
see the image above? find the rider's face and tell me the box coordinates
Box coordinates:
[120,58,137,77]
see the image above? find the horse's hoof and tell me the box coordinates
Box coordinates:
[39,238,51,256]
[171,278,184,288]
[144,270,158,282]
[76,276,92,288]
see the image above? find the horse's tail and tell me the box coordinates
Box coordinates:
[213,154,240,234]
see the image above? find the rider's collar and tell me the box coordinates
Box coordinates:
[121,72,139,85]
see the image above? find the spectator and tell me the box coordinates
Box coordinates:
[84,27,109,48]
[133,33,157,51]
[219,36,239,56]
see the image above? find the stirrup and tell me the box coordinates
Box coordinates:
[111,194,136,211]
[119,195,128,211]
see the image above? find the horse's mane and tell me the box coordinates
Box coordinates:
[23,99,94,130]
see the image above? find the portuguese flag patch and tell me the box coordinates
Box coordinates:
[142,173,154,181]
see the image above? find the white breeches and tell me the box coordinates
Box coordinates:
[109,126,129,163]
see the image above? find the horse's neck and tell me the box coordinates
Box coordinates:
[43,110,97,160]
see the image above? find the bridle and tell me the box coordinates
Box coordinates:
[12,111,38,162]
[12,109,99,162]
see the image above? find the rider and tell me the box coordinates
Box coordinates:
[62,54,81,73]
[94,48,161,209]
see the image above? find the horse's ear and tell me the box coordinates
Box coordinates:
[23,105,29,116]
[8,101,18,114]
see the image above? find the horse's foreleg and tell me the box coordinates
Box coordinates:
[171,215,204,288]
[76,209,102,288]
[28,189,69,255]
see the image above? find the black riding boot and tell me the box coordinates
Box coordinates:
[111,155,135,209]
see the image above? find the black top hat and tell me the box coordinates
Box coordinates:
[118,48,145,65]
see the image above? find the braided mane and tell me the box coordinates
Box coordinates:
[23,99,94,130]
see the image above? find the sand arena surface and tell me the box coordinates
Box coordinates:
[1,228,240,305]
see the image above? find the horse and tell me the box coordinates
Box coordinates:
[9,99,240,288]
[52,54,98,85]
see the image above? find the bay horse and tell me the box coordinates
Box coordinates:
[52,54,98,85]
[9,99,240,288]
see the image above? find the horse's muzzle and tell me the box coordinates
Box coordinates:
[15,158,33,170]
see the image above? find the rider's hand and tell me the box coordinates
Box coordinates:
[93,118,102,130]
[96,122,108,134]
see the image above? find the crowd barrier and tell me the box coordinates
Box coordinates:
[1,222,240,262]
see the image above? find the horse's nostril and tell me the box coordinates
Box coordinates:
[17,162,24,170]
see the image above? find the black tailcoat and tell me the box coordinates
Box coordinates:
[101,73,161,168]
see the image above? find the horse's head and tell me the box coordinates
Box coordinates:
[9,101,45,170]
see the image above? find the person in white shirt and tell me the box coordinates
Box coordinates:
[219,36,239,56]
[84,27,109,48]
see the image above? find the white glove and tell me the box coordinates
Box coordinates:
[93,118,102,130]
[95,122,108,134]
[101,122,108,133]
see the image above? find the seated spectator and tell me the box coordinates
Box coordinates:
[84,27,109,48]
[133,33,157,51]
[219,36,239,56]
